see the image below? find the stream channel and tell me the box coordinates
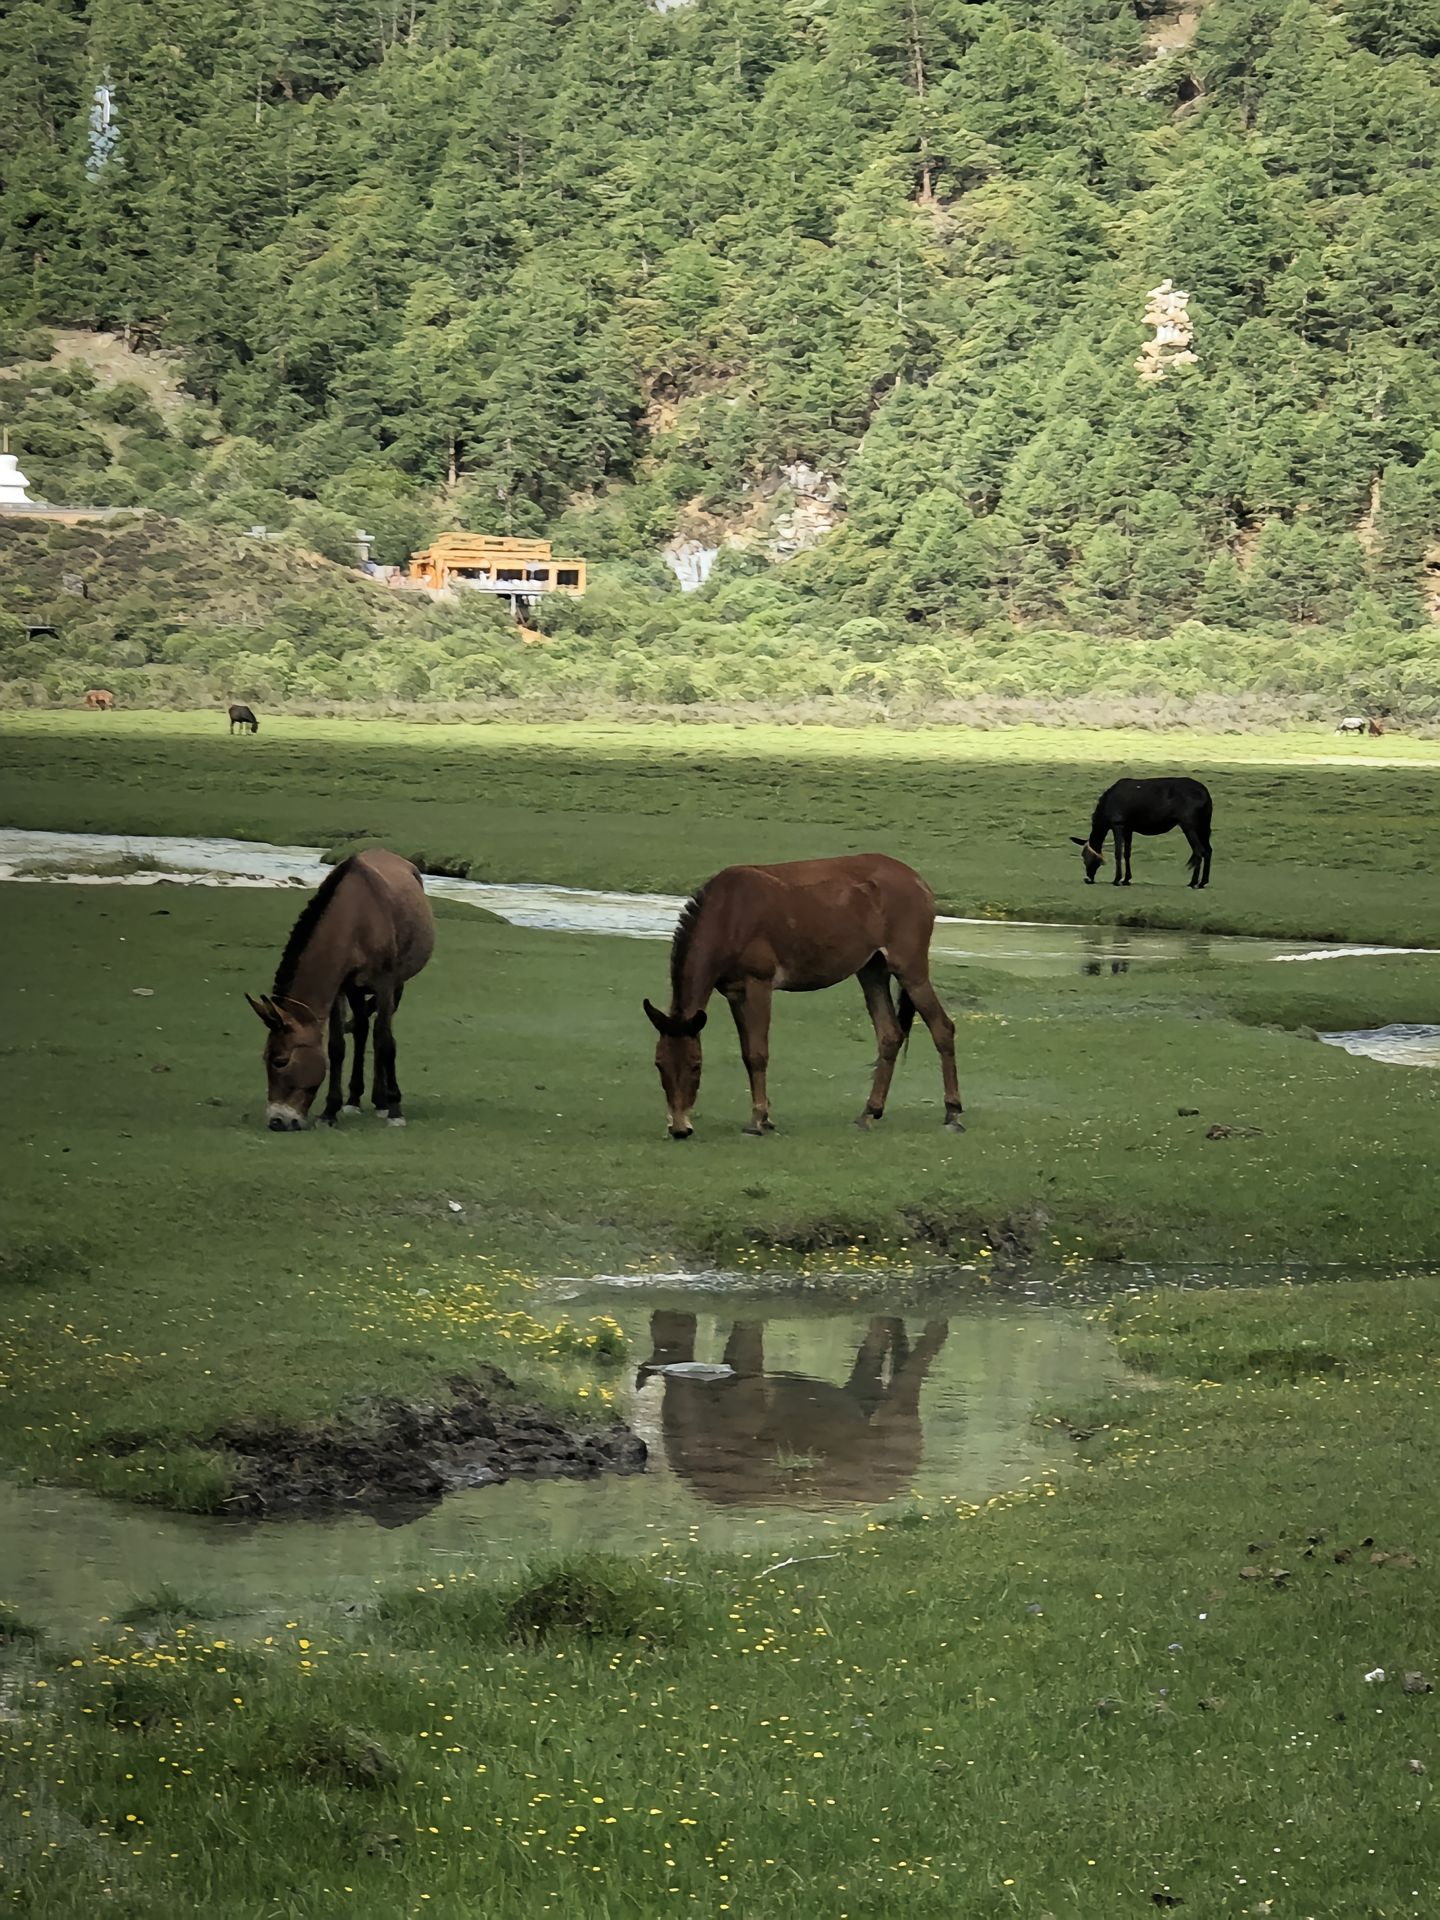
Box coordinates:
[2,827,1432,976]
[3,829,1434,1631]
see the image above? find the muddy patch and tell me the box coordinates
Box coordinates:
[108,1368,646,1519]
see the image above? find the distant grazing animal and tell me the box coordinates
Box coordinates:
[1336,716,1369,735]
[246,848,434,1131]
[638,1310,948,1507]
[228,703,259,734]
[82,689,115,711]
[1073,776,1213,889]
[643,854,964,1139]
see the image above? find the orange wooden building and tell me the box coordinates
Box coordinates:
[407,533,586,601]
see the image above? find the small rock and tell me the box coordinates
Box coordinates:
[1024,1603,1044,1616]
[1178,1107,1200,1117]
[150,1063,171,1074]
[131,987,154,997]
[1363,1667,1386,1684]
[1407,1758,1427,1774]
[447,1201,463,1213]
[1402,1671,1433,1695]
[1373,1549,1419,1569]
[1199,1696,1224,1712]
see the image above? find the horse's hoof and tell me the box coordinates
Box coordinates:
[342,1104,361,1116]
[387,1116,407,1128]
[855,1110,882,1131]
[742,1121,773,1137]
[944,1117,967,1133]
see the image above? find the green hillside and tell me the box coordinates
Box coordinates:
[3,0,1440,712]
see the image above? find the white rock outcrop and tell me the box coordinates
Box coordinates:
[1136,279,1198,383]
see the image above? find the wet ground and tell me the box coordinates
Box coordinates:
[2,829,1430,975]
[4,1284,1126,1633]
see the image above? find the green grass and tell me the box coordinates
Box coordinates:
[3,712,1440,1910]
[4,1277,1438,1917]
[3,709,1440,943]
[2,875,1439,1509]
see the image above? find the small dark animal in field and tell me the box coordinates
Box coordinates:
[1073,777,1213,889]
[246,848,434,1131]
[83,688,115,711]
[228,703,259,734]
[1336,715,1387,736]
[643,853,963,1139]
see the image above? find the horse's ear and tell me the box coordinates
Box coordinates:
[245,992,282,1031]
[683,1010,707,1038]
[643,998,669,1035]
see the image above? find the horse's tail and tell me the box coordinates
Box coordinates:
[896,984,919,1049]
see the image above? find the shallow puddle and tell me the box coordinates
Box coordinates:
[1320,1024,1440,1068]
[4,1286,1127,1633]
[1,829,1427,975]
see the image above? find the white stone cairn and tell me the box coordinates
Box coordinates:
[0,453,34,507]
[1136,279,1198,384]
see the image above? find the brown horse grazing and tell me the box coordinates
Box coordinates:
[246,848,434,1131]
[83,689,115,711]
[228,703,259,734]
[643,854,963,1138]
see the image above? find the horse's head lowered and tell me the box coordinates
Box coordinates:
[1070,837,1105,884]
[643,1000,708,1139]
[246,993,326,1130]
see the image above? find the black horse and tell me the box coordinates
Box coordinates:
[228,704,260,734]
[1072,777,1213,889]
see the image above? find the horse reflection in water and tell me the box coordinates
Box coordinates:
[639,1312,948,1507]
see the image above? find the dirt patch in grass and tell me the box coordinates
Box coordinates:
[106,1367,646,1517]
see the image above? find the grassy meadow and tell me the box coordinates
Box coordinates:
[4,873,1440,1511]
[2,712,1439,1913]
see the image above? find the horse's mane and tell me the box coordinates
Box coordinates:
[669,884,709,999]
[273,857,356,997]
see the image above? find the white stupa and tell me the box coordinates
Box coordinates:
[0,452,34,507]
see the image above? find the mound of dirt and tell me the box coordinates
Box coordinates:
[110,1367,646,1519]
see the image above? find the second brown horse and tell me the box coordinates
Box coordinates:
[644,854,963,1138]
[247,848,433,1131]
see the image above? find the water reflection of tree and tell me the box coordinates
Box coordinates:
[638,1312,948,1508]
